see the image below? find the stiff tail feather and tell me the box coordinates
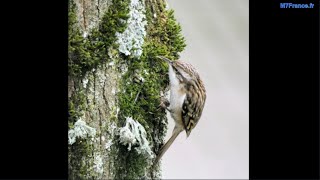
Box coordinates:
[153,128,182,167]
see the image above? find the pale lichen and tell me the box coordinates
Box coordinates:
[119,117,137,150]
[96,65,107,87]
[82,77,89,88]
[83,31,88,38]
[105,122,117,151]
[105,139,113,151]
[93,154,104,174]
[109,122,118,135]
[119,63,128,75]
[68,118,97,145]
[115,0,147,57]
[119,117,154,160]
[69,0,186,178]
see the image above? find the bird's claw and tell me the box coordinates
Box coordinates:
[158,97,170,111]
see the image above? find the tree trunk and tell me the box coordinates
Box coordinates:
[68,0,186,179]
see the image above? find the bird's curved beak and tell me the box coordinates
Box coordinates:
[156,56,173,64]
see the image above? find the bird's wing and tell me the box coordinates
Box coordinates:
[181,80,206,136]
[181,89,197,134]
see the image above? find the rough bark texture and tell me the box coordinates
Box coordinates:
[68,64,120,179]
[68,0,186,179]
[74,0,110,34]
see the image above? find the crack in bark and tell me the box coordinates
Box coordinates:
[82,0,87,30]
[98,108,103,146]
[102,67,109,109]
[97,0,100,19]
[93,72,96,106]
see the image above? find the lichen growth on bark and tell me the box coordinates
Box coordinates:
[68,0,186,179]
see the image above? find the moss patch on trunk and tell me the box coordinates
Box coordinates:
[68,0,186,179]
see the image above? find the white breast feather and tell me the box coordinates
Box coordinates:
[168,65,185,127]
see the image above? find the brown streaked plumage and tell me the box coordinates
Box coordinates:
[153,56,206,167]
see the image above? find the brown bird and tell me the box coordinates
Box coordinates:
[154,56,207,166]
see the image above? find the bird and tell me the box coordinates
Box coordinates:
[154,56,207,166]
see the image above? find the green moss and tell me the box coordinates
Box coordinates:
[68,137,95,179]
[114,3,186,179]
[68,0,130,78]
[68,0,131,178]
[68,88,94,179]
[68,90,86,125]
[68,0,186,178]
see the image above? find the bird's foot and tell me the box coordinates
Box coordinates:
[158,97,171,112]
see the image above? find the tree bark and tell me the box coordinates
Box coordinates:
[68,0,185,179]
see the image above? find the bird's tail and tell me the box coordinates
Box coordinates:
[156,56,173,64]
[153,128,182,167]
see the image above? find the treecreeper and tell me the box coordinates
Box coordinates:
[154,56,207,166]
